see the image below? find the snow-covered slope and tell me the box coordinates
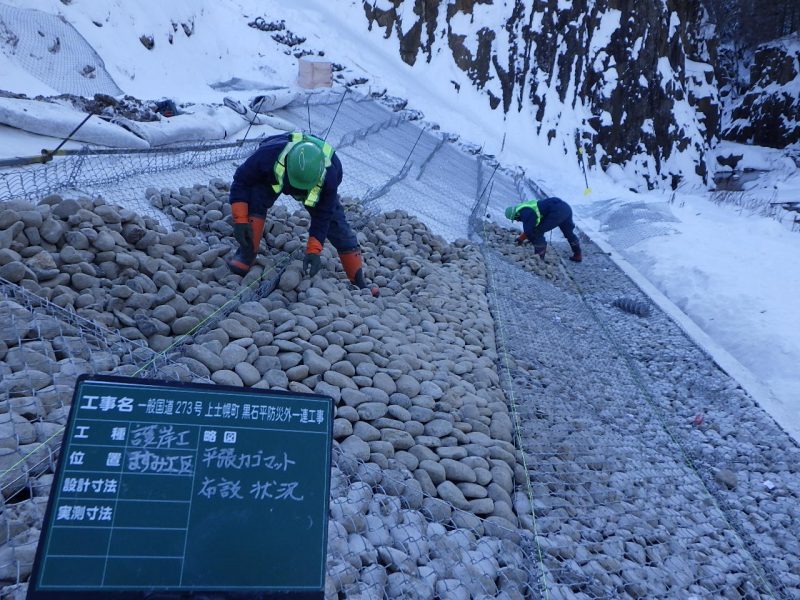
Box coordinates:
[1,0,721,189]
[724,34,800,148]
[0,0,298,102]
[363,0,721,189]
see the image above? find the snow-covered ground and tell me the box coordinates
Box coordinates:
[572,178,800,442]
[1,0,798,441]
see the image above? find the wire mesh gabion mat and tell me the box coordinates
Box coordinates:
[0,278,201,589]
[0,274,547,600]
[482,250,778,599]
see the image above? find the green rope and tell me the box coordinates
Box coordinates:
[481,219,551,599]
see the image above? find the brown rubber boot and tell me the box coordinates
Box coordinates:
[569,239,582,262]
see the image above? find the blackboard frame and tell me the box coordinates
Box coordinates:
[27,373,334,600]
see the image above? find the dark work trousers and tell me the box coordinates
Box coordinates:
[239,184,359,253]
[522,198,580,255]
[322,199,359,252]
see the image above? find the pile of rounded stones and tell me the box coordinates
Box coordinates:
[480,219,569,281]
[0,192,241,351]
[0,294,136,489]
[480,216,800,598]
[0,293,137,592]
[0,185,540,599]
[147,186,540,597]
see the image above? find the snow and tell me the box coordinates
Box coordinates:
[657,56,674,87]
[0,53,59,97]
[669,11,681,39]
[591,9,622,53]
[0,0,798,442]
[569,165,800,441]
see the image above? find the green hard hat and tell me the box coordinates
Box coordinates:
[504,206,517,220]
[286,141,326,190]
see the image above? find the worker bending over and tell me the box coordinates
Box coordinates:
[227,131,378,296]
[505,197,582,262]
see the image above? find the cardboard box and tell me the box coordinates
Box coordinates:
[298,57,333,89]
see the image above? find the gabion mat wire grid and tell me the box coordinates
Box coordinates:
[0,274,548,600]
[481,252,784,599]
[0,206,546,600]
[564,246,800,599]
[0,276,221,589]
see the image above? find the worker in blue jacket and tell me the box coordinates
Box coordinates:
[504,197,582,262]
[226,131,378,295]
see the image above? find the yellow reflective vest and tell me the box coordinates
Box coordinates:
[272,132,334,208]
[512,200,542,226]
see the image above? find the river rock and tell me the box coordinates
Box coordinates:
[436,481,470,511]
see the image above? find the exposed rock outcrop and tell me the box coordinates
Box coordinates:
[723,34,800,148]
[363,0,721,188]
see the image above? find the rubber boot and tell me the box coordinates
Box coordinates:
[569,239,582,262]
[339,250,379,297]
[227,216,266,275]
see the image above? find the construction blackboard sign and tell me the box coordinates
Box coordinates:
[27,374,333,600]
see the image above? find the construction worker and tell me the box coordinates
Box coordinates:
[226,131,378,295]
[505,197,582,262]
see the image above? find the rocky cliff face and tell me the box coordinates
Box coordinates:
[723,35,800,148]
[363,0,720,188]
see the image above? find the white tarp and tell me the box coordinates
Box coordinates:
[223,97,295,131]
[113,104,249,147]
[0,97,149,148]
[247,88,298,112]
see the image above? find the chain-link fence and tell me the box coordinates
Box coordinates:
[0,140,264,227]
